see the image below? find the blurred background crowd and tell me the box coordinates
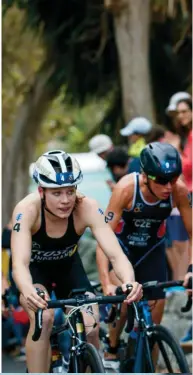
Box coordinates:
[2,0,192,370]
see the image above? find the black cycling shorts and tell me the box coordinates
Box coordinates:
[29,252,93,298]
[109,242,167,300]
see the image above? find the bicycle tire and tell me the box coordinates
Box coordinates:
[80,343,105,373]
[146,324,190,373]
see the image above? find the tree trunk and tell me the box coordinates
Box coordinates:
[109,0,154,123]
[2,61,58,227]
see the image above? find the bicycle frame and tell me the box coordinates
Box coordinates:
[51,308,87,373]
[31,279,192,373]
[69,308,87,373]
[130,300,155,373]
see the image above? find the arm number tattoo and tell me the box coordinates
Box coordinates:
[105,211,114,223]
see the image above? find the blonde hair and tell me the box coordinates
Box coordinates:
[74,191,85,210]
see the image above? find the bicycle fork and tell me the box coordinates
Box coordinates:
[69,310,86,373]
[132,301,155,372]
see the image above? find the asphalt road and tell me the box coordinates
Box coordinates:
[2,354,26,373]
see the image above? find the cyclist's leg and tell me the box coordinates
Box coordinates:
[20,283,54,373]
[135,252,166,325]
[103,269,127,360]
[21,262,54,373]
[82,292,100,349]
[135,244,167,364]
[166,215,189,280]
[55,253,100,349]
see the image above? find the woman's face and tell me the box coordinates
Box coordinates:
[176,101,192,127]
[39,186,77,218]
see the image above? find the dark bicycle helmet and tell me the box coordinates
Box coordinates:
[140,142,182,179]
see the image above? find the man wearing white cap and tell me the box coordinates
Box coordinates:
[120,117,152,173]
[88,134,113,160]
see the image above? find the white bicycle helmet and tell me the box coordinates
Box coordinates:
[33,150,83,188]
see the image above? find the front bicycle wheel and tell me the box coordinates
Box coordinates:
[80,343,105,373]
[146,324,190,373]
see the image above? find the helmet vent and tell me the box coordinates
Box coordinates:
[153,155,161,167]
[48,151,62,155]
[39,174,58,185]
[48,159,62,173]
[64,155,73,172]
[149,144,153,149]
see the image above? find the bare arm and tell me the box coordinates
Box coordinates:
[11,202,47,309]
[84,193,134,286]
[96,178,133,289]
[11,204,36,296]
[96,192,127,288]
[173,181,193,291]
[173,181,192,264]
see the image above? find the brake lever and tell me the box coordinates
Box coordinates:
[116,303,121,321]
[32,308,43,341]
[181,277,192,313]
[104,305,117,324]
[110,303,122,328]
[32,289,45,342]
[181,295,192,313]
[103,286,123,325]
[113,285,133,327]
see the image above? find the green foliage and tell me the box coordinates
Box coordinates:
[36,86,114,155]
[3,0,118,105]
[2,0,192,149]
[2,5,44,136]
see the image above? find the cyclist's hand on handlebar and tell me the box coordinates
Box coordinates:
[103,283,117,296]
[23,288,48,312]
[122,281,143,304]
[183,273,193,296]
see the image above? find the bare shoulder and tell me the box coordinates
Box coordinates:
[110,173,135,205]
[172,178,189,205]
[75,195,99,214]
[12,192,40,227]
[74,195,101,229]
[117,172,135,188]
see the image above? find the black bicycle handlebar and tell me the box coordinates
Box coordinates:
[32,278,192,341]
[32,294,126,341]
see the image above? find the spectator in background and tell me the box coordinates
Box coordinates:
[146,125,165,143]
[120,117,152,173]
[176,98,192,191]
[165,91,191,119]
[88,134,113,160]
[88,134,116,190]
[2,223,28,361]
[165,94,192,282]
[106,147,129,183]
[175,98,192,348]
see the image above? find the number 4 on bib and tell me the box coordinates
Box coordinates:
[13,223,21,232]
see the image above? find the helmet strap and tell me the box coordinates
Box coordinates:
[42,189,61,218]
[145,178,160,199]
